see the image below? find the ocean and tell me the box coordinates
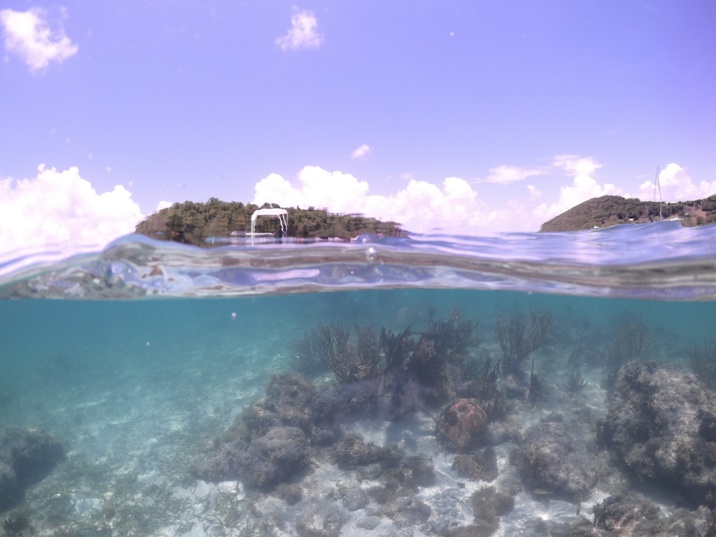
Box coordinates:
[1,222,716,536]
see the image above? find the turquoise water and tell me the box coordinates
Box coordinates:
[2,223,716,536]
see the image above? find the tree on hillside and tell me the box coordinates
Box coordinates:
[134,198,401,246]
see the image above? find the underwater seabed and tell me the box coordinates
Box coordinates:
[2,290,716,536]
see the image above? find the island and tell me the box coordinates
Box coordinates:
[135,198,401,246]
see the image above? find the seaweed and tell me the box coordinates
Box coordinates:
[424,306,479,368]
[566,369,588,393]
[495,309,553,378]
[289,326,330,376]
[379,325,413,372]
[319,322,383,383]
[690,338,716,390]
[605,314,652,389]
[407,308,479,404]
[472,353,514,421]
[293,307,479,411]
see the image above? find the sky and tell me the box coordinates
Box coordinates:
[1,1,715,250]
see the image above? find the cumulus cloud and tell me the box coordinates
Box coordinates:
[534,156,617,221]
[351,144,372,160]
[253,166,497,234]
[552,154,603,176]
[638,163,716,201]
[0,165,144,252]
[255,166,369,214]
[275,9,323,51]
[252,156,713,235]
[0,7,78,73]
[478,164,545,184]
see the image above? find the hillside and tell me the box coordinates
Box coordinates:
[135,198,400,246]
[540,195,716,232]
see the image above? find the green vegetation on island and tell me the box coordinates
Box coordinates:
[540,194,716,232]
[134,198,401,246]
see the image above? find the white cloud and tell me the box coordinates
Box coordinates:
[251,157,712,235]
[0,7,78,73]
[275,10,323,51]
[638,163,716,201]
[255,166,369,214]
[156,200,173,212]
[351,144,372,160]
[253,166,498,234]
[552,154,603,176]
[527,184,542,198]
[534,157,618,220]
[478,164,545,184]
[0,165,143,252]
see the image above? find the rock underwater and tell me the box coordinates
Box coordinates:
[0,427,65,512]
[600,360,716,507]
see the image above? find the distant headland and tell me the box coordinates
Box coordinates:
[540,195,716,232]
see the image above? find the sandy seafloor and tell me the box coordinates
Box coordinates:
[0,290,711,536]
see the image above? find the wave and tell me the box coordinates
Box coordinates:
[2,221,716,300]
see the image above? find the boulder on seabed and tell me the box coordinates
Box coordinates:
[512,420,597,499]
[238,426,310,490]
[0,427,65,512]
[599,360,716,507]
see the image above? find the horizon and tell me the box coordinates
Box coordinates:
[1,2,715,250]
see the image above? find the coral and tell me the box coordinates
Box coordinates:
[604,314,652,388]
[600,361,716,507]
[690,338,716,390]
[379,325,413,372]
[325,377,381,419]
[376,307,479,408]
[592,494,664,534]
[194,374,334,482]
[464,354,515,421]
[410,308,479,403]
[452,447,498,482]
[238,426,309,490]
[333,433,435,492]
[295,504,346,537]
[334,433,399,469]
[242,374,332,441]
[512,421,597,499]
[383,496,432,526]
[495,309,553,378]
[334,432,434,516]
[424,306,479,369]
[292,307,481,416]
[470,486,515,532]
[384,454,435,490]
[318,322,383,383]
[437,399,488,452]
[290,326,330,376]
[567,369,588,393]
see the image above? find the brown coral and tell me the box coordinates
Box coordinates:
[437,398,488,452]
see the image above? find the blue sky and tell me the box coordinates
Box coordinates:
[1,1,715,248]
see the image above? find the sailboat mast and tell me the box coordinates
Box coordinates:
[654,165,662,221]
